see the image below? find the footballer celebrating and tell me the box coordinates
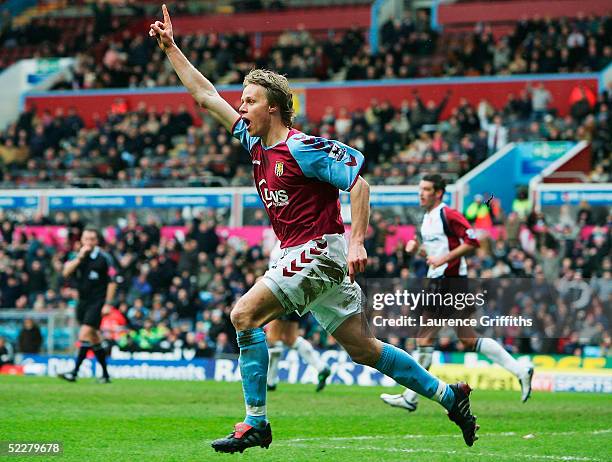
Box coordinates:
[150,5,479,453]
[380,174,534,412]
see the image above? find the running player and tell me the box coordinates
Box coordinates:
[150,5,479,452]
[380,174,534,412]
[266,240,331,392]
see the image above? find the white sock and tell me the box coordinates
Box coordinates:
[267,341,283,386]
[292,336,325,373]
[477,338,524,377]
[402,346,434,400]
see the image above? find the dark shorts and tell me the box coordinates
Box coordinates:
[418,277,475,319]
[77,299,104,329]
[278,311,301,323]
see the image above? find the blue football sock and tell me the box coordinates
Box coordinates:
[237,327,269,429]
[375,343,455,411]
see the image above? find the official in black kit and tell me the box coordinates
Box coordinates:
[59,228,117,383]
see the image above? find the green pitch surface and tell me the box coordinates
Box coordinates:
[1,376,611,462]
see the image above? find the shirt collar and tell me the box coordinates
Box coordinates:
[90,246,100,259]
[425,202,446,217]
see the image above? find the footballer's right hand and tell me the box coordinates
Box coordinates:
[149,4,175,52]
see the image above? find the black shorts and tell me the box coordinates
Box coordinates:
[278,311,301,323]
[419,277,475,319]
[77,299,104,329]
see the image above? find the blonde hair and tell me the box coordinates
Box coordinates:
[244,69,294,128]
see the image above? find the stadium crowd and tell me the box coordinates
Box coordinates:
[0,202,609,358]
[40,12,612,89]
[404,13,612,77]
[3,7,610,81]
[0,2,142,73]
[1,84,610,189]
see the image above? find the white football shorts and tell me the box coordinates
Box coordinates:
[262,233,362,333]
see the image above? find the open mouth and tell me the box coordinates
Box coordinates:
[242,117,251,129]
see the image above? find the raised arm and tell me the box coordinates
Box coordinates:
[149,4,239,131]
[436,90,451,115]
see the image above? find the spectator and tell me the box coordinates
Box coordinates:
[215,332,236,355]
[530,83,553,120]
[100,305,128,342]
[537,247,563,281]
[17,318,43,353]
[413,89,451,127]
[128,273,153,305]
[0,336,14,366]
[570,86,595,121]
[464,194,493,228]
[481,114,509,154]
[512,189,532,221]
[589,164,608,183]
[26,260,47,298]
[2,276,24,308]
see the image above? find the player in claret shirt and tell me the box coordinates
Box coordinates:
[150,5,479,453]
[380,174,534,413]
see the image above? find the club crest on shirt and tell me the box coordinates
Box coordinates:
[328,143,347,162]
[274,161,284,177]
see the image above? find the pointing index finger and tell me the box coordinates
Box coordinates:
[162,4,171,24]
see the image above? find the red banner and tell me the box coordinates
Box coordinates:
[167,6,371,35]
[0,364,24,375]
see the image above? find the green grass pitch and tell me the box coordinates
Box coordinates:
[1,376,611,461]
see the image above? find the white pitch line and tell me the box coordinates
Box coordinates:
[286,428,612,443]
[274,444,603,462]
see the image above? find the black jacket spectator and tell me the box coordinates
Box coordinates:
[18,319,43,354]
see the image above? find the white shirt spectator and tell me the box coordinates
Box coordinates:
[567,31,585,49]
[480,114,508,152]
[531,85,552,112]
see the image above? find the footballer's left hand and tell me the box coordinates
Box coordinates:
[426,255,446,268]
[348,244,367,283]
